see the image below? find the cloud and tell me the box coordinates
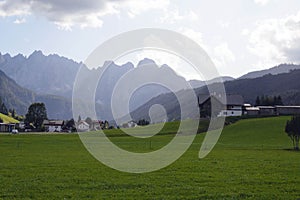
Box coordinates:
[0,0,169,30]
[246,11,300,66]
[253,0,270,6]
[212,43,236,68]
[0,0,119,29]
[123,0,169,18]
[0,0,31,17]
[160,8,198,24]
[13,18,26,24]
[180,28,205,48]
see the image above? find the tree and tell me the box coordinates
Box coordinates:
[0,97,8,115]
[277,95,283,105]
[78,115,82,122]
[255,96,260,106]
[11,109,16,119]
[64,118,76,132]
[25,103,48,131]
[137,119,150,126]
[85,117,93,126]
[261,95,265,105]
[285,116,300,150]
[104,120,109,129]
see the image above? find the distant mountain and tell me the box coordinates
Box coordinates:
[92,58,189,120]
[130,69,300,122]
[217,69,300,105]
[188,76,234,89]
[0,69,72,119]
[0,51,80,98]
[4,50,300,121]
[0,52,196,120]
[239,63,300,79]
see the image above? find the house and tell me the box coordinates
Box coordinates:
[122,121,138,128]
[43,120,64,132]
[243,106,260,116]
[198,94,244,117]
[77,121,90,132]
[0,123,16,132]
[198,95,225,117]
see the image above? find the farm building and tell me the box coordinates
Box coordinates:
[257,106,276,116]
[0,123,17,132]
[243,106,260,116]
[43,120,64,132]
[198,94,244,117]
[276,106,300,115]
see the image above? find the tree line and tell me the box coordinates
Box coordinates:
[255,95,283,106]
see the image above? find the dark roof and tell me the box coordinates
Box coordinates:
[276,106,300,108]
[198,94,210,104]
[198,94,244,106]
[43,120,64,126]
[226,95,244,106]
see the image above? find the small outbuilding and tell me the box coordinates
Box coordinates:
[276,106,300,115]
[257,106,276,116]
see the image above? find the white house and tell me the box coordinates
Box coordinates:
[122,121,138,128]
[77,121,90,132]
[217,95,244,117]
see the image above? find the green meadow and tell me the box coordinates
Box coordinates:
[0,116,300,199]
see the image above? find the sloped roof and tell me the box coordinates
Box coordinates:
[43,120,64,126]
[78,121,89,126]
[198,94,210,105]
[226,95,244,106]
[198,94,244,106]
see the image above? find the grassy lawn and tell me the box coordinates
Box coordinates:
[0,116,300,199]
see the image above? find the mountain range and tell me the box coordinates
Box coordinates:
[0,50,300,121]
[0,69,72,119]
[130,69,300,122]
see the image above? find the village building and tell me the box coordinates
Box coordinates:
[0,123,17,132]
[276,106,300,115]
[77,121,90,132]
[256,106,276,116]
[243,106,260,116]
[198,94,244,117]
[122,121,138,128]
[43,120,64,132]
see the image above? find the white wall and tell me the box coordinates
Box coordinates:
[218,110,242,117]
[48,126,62,132]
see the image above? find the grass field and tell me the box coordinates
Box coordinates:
[0,116,300,199]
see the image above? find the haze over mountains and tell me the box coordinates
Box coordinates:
[0,51,197,119]
[0,50,300,121]
[239,63,300,79]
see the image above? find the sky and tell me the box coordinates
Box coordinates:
[0,0,300,79]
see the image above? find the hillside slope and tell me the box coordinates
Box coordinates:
[239,63,300,79]
[0,113,19,123]
[0,69,72,119]
[130,69,300,122]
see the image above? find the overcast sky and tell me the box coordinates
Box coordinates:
[0,0,300,79]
